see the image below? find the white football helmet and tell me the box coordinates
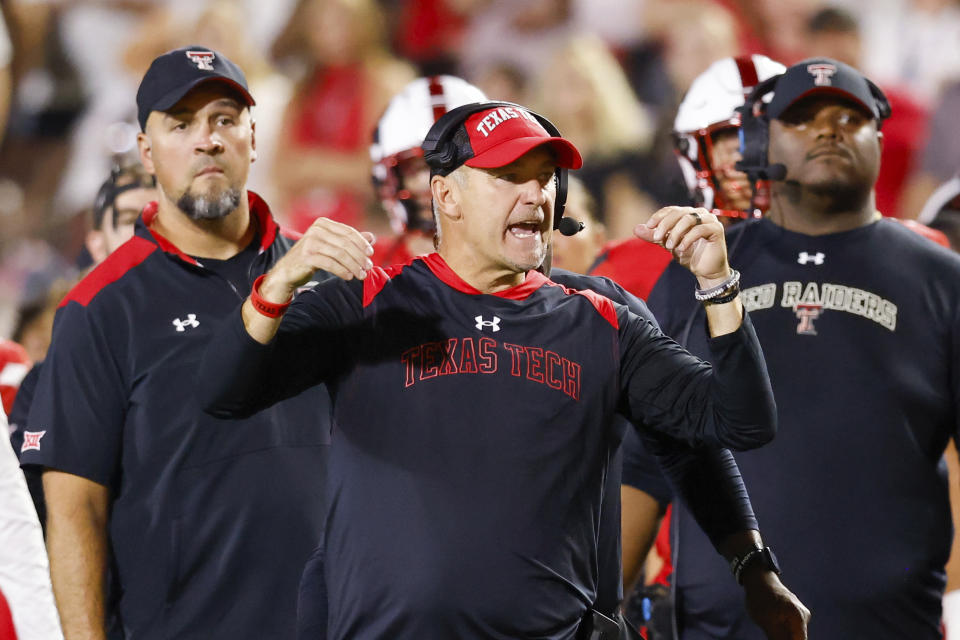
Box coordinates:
[674,55,785,213]
[371,76,487,234]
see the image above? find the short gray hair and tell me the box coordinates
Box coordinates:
[432,167,469,249]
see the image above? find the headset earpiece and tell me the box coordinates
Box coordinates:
[422,102,496,173]
[735,75,781,179]
[554,163,568,220]
[423,129,461,169]
[866,79,891,124]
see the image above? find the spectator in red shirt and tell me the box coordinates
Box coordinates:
[271,0,413,233]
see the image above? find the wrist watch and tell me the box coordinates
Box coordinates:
[730,544,781,584]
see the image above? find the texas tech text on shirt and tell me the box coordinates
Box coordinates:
[401,337,582,400]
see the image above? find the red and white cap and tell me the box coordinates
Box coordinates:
[460,106,582,170]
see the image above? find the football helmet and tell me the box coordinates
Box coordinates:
[371,76,487,234]
[674,55,785,215]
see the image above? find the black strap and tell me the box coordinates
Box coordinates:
[578,609,620,640]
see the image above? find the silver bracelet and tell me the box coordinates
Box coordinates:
[694,269,740,302]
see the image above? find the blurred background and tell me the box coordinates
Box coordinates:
[0,0,959,357]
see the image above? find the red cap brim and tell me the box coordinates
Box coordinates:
[465,137,583,170]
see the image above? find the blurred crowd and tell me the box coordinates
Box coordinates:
[1,0,960,359]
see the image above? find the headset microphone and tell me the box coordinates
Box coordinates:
[557,217,584,236]
[733,158,788,181]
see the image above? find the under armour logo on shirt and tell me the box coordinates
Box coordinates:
[21,430,46,453]
[173,314,200,332]
[475,315,501,332]
[185,51,215,70]
[807,63,837,86]
[798,252,825,265]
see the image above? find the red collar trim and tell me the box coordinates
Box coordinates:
[248,191,279,251]
[141,191,279,264]
[140,201,199,265]
[421,253,547,300]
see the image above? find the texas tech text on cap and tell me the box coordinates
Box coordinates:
[431,105,583,175]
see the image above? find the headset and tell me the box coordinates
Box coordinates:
[735,74,891,190]
[422,101,583,236]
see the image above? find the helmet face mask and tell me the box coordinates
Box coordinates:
[371,76,487,235]
[373,148,434,234]
[673,55,785,218]
[677,119,740,210]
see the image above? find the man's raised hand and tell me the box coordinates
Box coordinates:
[260,218,376,303]
[635,206,731,288]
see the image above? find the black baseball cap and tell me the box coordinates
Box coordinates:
[136,46,255,130]
[766,57,884,121]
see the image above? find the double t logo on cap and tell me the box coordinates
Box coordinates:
[185,50,216,71]
[806,63,838,87]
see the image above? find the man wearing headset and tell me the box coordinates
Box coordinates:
[196,101,809,639]
[624,58,960,638]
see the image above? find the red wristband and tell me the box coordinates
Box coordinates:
[250,274,292,318]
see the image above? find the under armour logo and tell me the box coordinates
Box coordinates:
[185,51,216,70]
[798,251,825,265]
[173,314,200,332]
[475,315,501,332]
[795,304,822,335]
[807,63,837,87]
[21,430,46,453]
